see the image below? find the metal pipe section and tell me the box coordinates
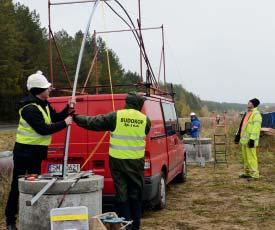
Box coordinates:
[157,49,163,85]
[50,0,110,6]
[96,26,162,35]
[161,25,167,90]
[54,82,147,90]
[138,0,143,82]
[94,31,99,94]
[62,0,101,178]
[25,178,58,206]
[48,0,54,86]
[81,49,99,93]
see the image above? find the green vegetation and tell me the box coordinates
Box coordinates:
[1,119,275,229]
[142,139,275,230]
[0,0,251,122]
[203,100,245,113]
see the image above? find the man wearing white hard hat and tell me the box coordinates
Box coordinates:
[190,112,201,138]
[5,71,74,230]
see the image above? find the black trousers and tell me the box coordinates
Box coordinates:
[109,156,144,230]
[5,155,42,225]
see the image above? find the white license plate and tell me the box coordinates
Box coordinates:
[48,163,80,175]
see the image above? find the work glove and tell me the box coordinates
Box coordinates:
[234,134,240,144]
[248,139,255,148]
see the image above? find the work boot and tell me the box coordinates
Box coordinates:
[239,173,251,179]
[247,177,259,181]
[129,199,142,230]
[6,224,17,230]
[116,201,131,221]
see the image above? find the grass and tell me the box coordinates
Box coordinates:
[0,123,275,229]
[142,153,275,229]
[0,130,14,229]
[141,119,275,230]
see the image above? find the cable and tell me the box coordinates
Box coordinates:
[103,1,151,79]
[100,1,115,111]
[112,0,158,86]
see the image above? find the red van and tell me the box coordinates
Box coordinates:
[42,93,187,209]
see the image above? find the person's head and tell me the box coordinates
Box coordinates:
[190,112,196,120]
[27,70,52,101]
[125,91,146,111]
[248,98,260,111]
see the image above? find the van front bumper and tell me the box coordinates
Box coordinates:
[143,173,161,201]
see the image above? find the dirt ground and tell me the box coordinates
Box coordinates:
[142,152,275,230]
[0,130,275,230]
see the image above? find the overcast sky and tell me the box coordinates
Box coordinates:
[15,0,275,103]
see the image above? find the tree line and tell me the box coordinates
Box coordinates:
[0,0,241,122]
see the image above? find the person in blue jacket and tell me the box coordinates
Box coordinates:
[190,112,201,138]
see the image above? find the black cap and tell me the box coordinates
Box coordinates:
[30,87,47,96]
[249,98,260,108]
[125,92,146,111]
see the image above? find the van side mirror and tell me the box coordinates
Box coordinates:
[178,122,191,139]
[179,130,186,139]
[184,122,192,135]
[185,122,191,131]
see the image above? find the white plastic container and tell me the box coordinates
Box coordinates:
[50,206,89,230]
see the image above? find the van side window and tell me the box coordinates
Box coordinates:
[162,103,178,136]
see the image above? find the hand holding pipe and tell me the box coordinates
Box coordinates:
[68,98,76,115]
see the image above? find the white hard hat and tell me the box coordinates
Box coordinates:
[27,70,51,90]
[190,112,196,116]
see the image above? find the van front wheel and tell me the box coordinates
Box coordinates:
[175,157,187,183]
[154,172,167,210]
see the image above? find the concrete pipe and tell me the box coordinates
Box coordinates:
[19,175,104,230]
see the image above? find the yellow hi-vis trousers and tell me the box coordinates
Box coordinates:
[241,145,259,178]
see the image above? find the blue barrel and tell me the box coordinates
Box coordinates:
[262,112,275,128]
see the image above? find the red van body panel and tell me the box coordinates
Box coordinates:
[42,93,185,203]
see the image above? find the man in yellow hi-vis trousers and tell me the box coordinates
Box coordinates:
[235,98,262,180]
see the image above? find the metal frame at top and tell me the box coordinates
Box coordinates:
[50,0,110,6]
[47,0,168,95]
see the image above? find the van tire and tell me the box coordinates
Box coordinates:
[154,172,167,210]
[175,157,187,183]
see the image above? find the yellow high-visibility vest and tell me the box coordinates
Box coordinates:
[240,108,262,147]
[16,103,52,146]
[109,109,147,159]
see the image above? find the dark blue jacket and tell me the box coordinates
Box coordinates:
[190,117,201,138]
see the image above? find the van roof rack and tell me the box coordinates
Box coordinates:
[51,82,174,100]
